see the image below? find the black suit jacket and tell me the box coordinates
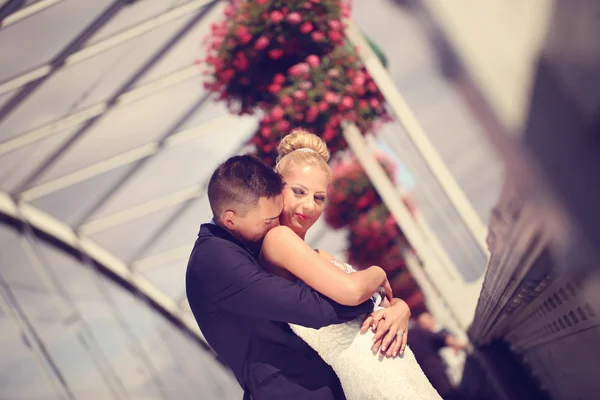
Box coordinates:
[186,223,373,399]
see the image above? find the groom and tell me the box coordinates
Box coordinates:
[186,155,409,399]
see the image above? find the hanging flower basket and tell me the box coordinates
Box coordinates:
[201,0,351,114]
[249,46,391,165]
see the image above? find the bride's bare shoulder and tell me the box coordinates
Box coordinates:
[264,225,297,242]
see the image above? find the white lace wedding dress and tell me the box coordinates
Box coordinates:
[290,259,442,400]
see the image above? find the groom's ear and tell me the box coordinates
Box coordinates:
[222,210,236,230]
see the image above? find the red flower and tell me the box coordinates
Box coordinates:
[267,84,281,94]
[277,120,291,132]
[328,31,342,42]
[255,36,270,50]
[300,22,313,33]
[306,54,320,67]
[260,126,272,137]
[271,106,284,120]
[293,90,307,100]
[287,12,302,24]
[324,91,340,104]
[341,96,354,109]
[328,20,342,31]
[311,31,325,41]
[270,11,284,23]
[289,63,310,76]
[233,52,249,71]
[280,95,293,106]
[224,5,236,17]
[318,101,329,112]
[268,49,283,59]
[273,73,286,84]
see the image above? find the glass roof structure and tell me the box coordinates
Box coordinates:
[0,0,504,398]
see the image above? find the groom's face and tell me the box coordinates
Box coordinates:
[230,195,283,250]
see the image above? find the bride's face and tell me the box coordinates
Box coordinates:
[280,163,329,238]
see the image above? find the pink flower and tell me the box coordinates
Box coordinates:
[311,0,321,3]
[280,95,293,106]
[370,98,381,109]
[254,36,270,50]
[219,69,235,83]
[353,74,366,86]
[342,2,352,17]
[268,49,283,59]
[341,96,354,108]
[271,106,284,120]
[306,55,320,67]
[260,126,272,137]
[359,100,369,109]
[328,31,342,42]
[328,68,340,78]
[311,31,325,41]
[257,0,268,3]
[235,25,249,39]
[367,81,378,92]
[273,73,286,84]
[294,113,304,121]
[289,63,310,76]
[232,52,249,71]
[270,11,284,23]
[267,84,281,94]
[306,106,319,122]
[224,5,236,17]
[324,91,340,104]
[287,12,302,24]
[329,20,342,31]
[318,101,329,112]
[299,81,312,90]
[293,90,307,100]
[300,22,313,33]
[277,120,291,132]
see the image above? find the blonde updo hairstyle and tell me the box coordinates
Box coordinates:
[275,128,331,180]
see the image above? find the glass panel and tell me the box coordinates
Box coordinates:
[0,0,111,83]
[0,227,116,399]
[138,259,188,299]
[89,0,196,44]
[0,304,60,399]
[0,220,241,399]
[0,124,79,192]
[134,196,210,260]
[89,111,253,219]
[377,127,488,282]
[30,163,136,226]
[32,78,204,186]
[0,11,195,142]
[85,203,182,262]
[37,241,165,398]
[135,4,222,86]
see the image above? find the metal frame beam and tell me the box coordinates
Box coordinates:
[0,0,214,94]
[0,0,126,123]
[12,1,219,195]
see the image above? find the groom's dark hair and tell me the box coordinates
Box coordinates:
[208,155,284,220]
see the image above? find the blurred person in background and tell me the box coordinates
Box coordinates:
[408,312,469,400]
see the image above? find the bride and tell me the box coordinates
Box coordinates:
[259,129,442,400]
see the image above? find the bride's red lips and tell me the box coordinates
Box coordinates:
[296,213,311,221]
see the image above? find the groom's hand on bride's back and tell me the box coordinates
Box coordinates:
[360,299,411,358]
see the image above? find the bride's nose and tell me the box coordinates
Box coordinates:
[301,198,315,213]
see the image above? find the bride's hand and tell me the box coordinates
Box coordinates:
[370,299,411,358]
